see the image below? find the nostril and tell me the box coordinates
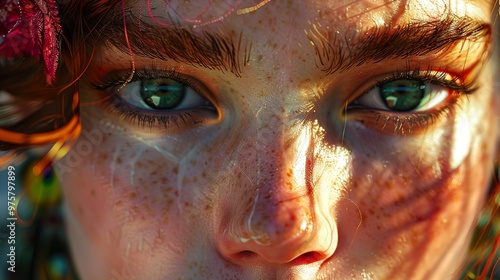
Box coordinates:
[231,250,325,265]
[217,196,338,266]
[236,250,258,261]
[290,251,325,266]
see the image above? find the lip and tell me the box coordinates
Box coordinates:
[274,263,323,280]
[216,252,326,280]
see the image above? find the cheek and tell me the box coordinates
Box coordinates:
[334,99,494,274]
[54,115,228,270]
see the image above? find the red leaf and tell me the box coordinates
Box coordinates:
[1,0,61,85]
[34,0,61,85]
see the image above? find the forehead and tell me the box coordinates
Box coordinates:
[136,0,491,31]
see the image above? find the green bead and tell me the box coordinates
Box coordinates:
[48,253,70,278]
[24,161,61,206]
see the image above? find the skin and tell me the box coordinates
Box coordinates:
[55,0,498,279]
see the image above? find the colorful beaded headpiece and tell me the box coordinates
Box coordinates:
[0,0,61,85]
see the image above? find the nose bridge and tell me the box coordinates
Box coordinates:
[229,110,317,245]
[218,111,338,265]
[255,114,312,202]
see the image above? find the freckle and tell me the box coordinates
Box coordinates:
[115,200,123,206]
[160,177,168,184]
[202,171,207,178]
[78,205,83,216]
[116,157,122,164]
[98,153,108,161]
[129,192,137,199]
[174,190,179,197]
[148,179,158,185]
[172,166,178,174]
[91,189,96,197]
[189,261,198,269]
[165,198,173,207]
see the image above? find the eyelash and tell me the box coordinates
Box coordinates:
[346,68,478,134]
[92,68,200,91]
[368,69,477,95]
[90,66,478,134]
[90,68,214,130]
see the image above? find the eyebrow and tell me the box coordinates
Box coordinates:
[306,16,492,74]
[97,13,250,77]
[96,13,490,77]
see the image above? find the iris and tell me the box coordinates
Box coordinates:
[380,80,426,111]
[141,78,186,109]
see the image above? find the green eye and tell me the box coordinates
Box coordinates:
[115,76,211,114]
[141,78,187,110]
[353,78,449,114]
[379,80,426,112]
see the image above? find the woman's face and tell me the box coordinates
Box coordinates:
[55,0,498,279]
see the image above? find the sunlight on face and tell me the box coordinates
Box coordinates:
[55,0,498,279]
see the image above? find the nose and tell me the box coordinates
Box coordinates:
[218,195,338,265]
[216,125,338,265]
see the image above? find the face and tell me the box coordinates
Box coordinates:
[55,0,498,279]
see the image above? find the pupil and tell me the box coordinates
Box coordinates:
[380,79,425,111]
[141,78,186,110]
